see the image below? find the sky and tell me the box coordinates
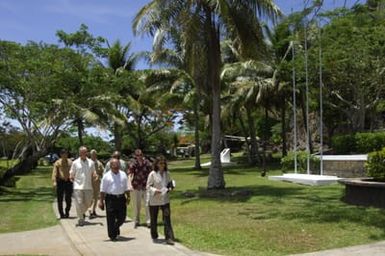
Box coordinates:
[0,0,364,70]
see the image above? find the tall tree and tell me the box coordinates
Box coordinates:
[106,40,138,151]
[134,0,280,189]
[0,41,73,178]
[56,24,108,145]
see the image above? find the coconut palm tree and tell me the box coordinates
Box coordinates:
[139,15,208,169]
[134,0,281,189]
[221,60,274,165]
[105,40,138,151]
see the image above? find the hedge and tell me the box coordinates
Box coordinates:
[331,132,385,154]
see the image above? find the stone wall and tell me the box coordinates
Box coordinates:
[322,160,366,178]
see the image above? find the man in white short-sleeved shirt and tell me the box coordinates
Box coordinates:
[99,158,129,241]
[70,146,96,226]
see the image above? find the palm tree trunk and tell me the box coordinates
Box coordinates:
[76,118,84,146]
[114,123,122,151]
[193,93,201,170]
[238,115,251,162]
[246,107,258,165]
[206,9,225,189]
[281,100,287,156]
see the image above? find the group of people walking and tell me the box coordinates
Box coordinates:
[52,146,175,244]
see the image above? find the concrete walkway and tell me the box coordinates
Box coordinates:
[291,241,385,256]
[0,225,80,256]
[56,202,215,256]
[0,202,214,256]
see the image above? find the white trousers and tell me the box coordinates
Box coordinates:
[130,189,150,224]
[73,189,93,219]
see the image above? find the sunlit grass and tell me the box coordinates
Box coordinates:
[0,159,19,169]
[0,166,57,233]
[167,158,385,256]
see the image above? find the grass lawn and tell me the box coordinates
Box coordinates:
[0,166,57,233]
[167,159,385,256]
[0,159,19,168]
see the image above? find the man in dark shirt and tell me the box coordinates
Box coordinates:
[52,149,73,219]
[128,149,152,228]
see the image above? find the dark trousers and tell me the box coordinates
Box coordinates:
[56,179,73,216]
[149,203,175,240]
[105,195,127,239]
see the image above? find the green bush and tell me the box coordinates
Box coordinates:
[355,132,385,153]
[331,132,385,154]
[365,147,385,181]
[331,134,356,154]
[281,151,320,173]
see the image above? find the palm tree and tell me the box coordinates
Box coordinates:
[105,40,138,151]
[221,60,275,166]
[134,0,281,189]
[139,16,208,169]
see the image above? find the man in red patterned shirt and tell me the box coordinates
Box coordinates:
[128,149,152,228]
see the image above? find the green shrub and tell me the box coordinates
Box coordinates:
[331,132,385,154]
[281,151,320,173]
[355,132,385,153]
[331,134,356,154]
[365,147,385,181]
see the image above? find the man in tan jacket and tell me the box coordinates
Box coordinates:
[52,149,73,219]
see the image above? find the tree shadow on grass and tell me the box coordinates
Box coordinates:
[173,184,306,204]
[235,186,385,233]
[171,163,280,177]
[0,186,54,202]
[174,182,385,233]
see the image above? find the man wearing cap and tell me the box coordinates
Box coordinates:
[52,149,73,219]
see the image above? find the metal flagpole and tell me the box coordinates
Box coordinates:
[318,19,324,175]
[304,2,310,175]
[292,40,298,174]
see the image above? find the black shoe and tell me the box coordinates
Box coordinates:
[110,237,117,241]
[60,214,65,219]
[134,222,139,229]
[64,213,69,218]
[166,239,175,245]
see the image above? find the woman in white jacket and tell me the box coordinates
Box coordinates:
[146,155,175,245]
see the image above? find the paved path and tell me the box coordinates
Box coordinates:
[0,225,80,256]
[0,202,214,256]
[56,202,215,256]
[291,241,385,256]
